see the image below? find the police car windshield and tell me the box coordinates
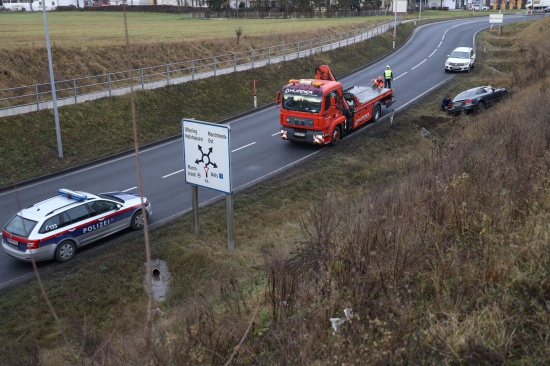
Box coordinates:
[5,215,38,238]
[283,94,322,113]
[98,193,125,203]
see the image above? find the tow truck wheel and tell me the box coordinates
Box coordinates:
[55,240,76,262]
[373,104,381,122]
[330,126,341,146]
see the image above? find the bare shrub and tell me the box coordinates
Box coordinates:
[261,243,297,321]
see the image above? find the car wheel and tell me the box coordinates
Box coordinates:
[330,126,341,146]
[131,210,146,230]
[477,101,486,112]
[444,69,449,73]
[372,104,381,122]
[55,241,76,262]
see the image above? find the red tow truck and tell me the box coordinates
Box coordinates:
[275,65,394,145]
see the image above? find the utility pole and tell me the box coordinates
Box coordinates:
[393,0,397,49]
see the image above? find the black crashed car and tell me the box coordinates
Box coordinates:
[448,86,507,115]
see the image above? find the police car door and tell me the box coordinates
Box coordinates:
[64,204,97,245]
[86,200,127,237]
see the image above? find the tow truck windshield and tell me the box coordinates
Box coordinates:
[283,94,322,113]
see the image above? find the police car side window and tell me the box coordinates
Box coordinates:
[88,200,117,215]
[65,204,91,224]
[40,214,62,233]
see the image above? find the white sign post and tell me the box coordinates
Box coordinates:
[182,118,234,251]
[489,14,503,36]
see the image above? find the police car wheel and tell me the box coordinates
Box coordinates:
[131,210,145,230]
[55,241,76,262]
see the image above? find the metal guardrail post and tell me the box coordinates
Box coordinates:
[283,45,286,61]
[108,73,112,97]
[214,56,217,76]
[35,84,40,111]
[297,41,299,58]
[268,47,270,64]
[310,39,312,55]
[192,60,195,81]
[73,79,77,104]
[166,65,170,85]
[141,68,144,89]
[234,53,237,72]
[252,49,255,68]
[330,35,333,50]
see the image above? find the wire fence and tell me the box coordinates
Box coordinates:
[0,17,400,114]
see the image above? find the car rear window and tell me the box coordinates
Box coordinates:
[454,90,476,101]
[4,215,38,238]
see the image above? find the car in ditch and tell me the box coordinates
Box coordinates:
[2,188,152,262]
[447,85,507,115]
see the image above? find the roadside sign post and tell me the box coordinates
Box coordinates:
[489,14,504,36]
[182,118,234,251]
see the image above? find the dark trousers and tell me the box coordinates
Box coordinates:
[384,79,392,88]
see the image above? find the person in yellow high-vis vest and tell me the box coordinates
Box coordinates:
[384,65,393,88]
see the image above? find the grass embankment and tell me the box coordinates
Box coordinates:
[1,16,549,366]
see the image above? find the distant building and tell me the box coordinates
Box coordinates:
[2,0,82,11]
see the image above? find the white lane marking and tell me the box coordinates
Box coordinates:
[232,142,256,152]
[438,41,443,47]
[272,132,280,136]
[152,148,327,227]
[411,59,427,70]
[429,49,437,58]
[226,106,277,124]
[394,72,407,80]
[123,186,137,192]
[0,140,181,197]
[163,169,185,178]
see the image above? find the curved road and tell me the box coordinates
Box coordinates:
[0,13,541,290]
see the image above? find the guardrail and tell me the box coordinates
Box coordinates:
[0,18,399,114]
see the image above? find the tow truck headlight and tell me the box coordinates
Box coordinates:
[312,134,325,144]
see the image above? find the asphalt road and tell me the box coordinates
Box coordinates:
[0,13,541,290]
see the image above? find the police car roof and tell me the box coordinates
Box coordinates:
[19,190,99,220]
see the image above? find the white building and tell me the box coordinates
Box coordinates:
[1,0,82,11]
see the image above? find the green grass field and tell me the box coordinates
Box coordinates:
[0,12,390,48]
[0,9,518,49]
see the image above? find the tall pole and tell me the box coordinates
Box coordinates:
[419,0,422,22]
[42,3,63,159]
[393,0,397,49]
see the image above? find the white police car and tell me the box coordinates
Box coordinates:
[2,188,152,262]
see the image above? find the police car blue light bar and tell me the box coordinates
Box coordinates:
[58,188,88,201]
